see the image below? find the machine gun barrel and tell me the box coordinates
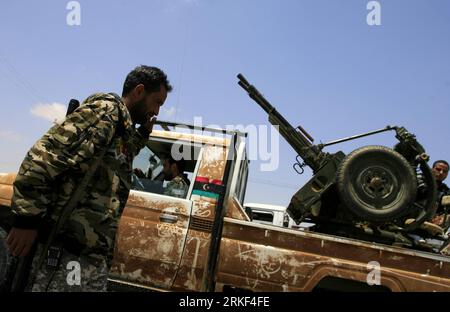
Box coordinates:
[237,73,323,171]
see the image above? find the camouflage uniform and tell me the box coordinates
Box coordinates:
[11,93,148,291]
[436,181,449,215]
[164,175,189,198]
[0,227,9,289]
[29,245,108,292]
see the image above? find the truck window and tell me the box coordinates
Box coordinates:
[250,210,274,225]
[131,139,200,199]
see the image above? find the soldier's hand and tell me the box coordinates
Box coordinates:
[6,228,38,257]
[143,115,157,134]
[137,116,157,139]
[441,195,450,207]
[431,214,445,226]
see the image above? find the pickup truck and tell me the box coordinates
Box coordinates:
[1,121,450,292]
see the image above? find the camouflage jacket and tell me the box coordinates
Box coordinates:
[436,181,450,215]
[11,93,148,257]
[164,175,190,198]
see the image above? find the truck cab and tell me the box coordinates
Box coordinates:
[108,122,251,291]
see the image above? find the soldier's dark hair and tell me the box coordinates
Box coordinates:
[165,154,186,173]
[122,65,173,96]
[433,160,449,169]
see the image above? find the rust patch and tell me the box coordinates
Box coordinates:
[0,173,16,185]
[0,198,11,207]
[112,191,192,289]
[126,192,190,216]
[112,212,189,288]
[197,146,227,180]
[191,194,217,219]
[226,196,250,221]
[0,184,13,201]
[217,238,317,291]
[173,229,212,291]
[0,173,14,207]
[216,219,450,292]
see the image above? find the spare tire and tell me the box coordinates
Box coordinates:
[337,145,417,222]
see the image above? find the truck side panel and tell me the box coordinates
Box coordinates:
[110,192,192,288]
[217,218,450,292]
[0,173,14,208]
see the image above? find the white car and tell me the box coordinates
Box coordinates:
[244,202,314,230]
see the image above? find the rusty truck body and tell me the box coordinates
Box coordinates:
[1,122,449,292]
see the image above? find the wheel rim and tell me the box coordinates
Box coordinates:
[352,165,403,211]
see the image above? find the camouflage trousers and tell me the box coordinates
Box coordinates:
[27,244,109,292]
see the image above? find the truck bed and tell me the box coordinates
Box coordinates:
[216,217,450,291]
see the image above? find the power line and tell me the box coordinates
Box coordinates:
[0,54,48,104]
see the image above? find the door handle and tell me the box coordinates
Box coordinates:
[159,213,178,224]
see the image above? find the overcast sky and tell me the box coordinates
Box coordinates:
[1,0,449,206]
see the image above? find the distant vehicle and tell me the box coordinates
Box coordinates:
[244,202,314,230]
[244,203,290,228]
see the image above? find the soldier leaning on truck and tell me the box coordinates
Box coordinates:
[5,65,172,291]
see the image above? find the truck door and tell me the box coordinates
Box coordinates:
[201,138,248,291]
[110,141,196,289]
